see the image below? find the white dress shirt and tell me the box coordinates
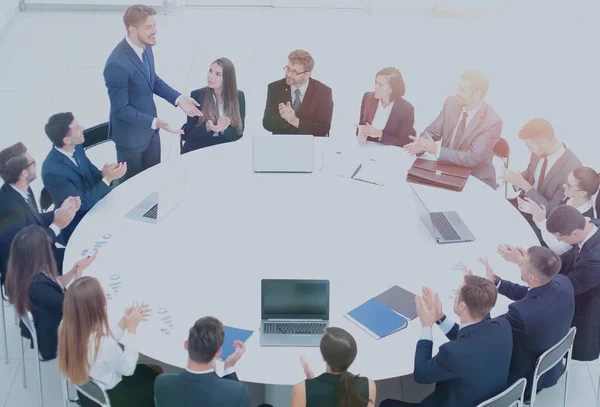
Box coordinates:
[419,316,478,341]
[533,144,566,189]
[371,100,395,131]
[536,199,594,255]
[54,147,111,186]
[435,101,483,158]
[290,80,309,105]
[124,36,182,130]
[10,184,61,237]
[185,366,236,376]
[88,324,138,390]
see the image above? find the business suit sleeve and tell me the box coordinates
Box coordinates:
[499,304,525,336]
[297,86,333,136]
[498,279,529,301]
[438,118,502,168]
[357,92,369,136]
[381,104,415,147]
[153,74,180,106]
[104,62,155,129]
[413,340,458,384]
[420,98,448,141]
[43,171,110,212]
[263,83,290,133]
[524,183,566,211]
[29,281,63,320]
[564,256,600,296]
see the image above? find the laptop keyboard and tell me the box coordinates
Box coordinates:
[431,212,460,241]
[143,204,158,220]
[264,322,326,335]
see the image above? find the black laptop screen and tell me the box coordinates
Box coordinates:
[261,279,330,320]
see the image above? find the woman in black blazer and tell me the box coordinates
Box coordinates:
[356,67,415,147]
[4,226,95,360]
[181,57,245,154]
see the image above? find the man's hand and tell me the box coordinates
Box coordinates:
[279,102,299,127]
[497,244,526,265]
[157,118,183,135]
[477,257,497,283]
[415,295,437,327]
[517,197,547,222]
[53,197,79,229]
[501,169,532,191]
[178,96,202,117]
[422,287,443,321]
[102,162,127,183]
[224,340,246,370]
[406,135,437,155]
[300,356,315,379]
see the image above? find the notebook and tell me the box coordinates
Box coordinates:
[218,326,254,360]
[374,285,418,320]
[345,298,408,340]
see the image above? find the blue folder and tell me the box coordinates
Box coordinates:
[218,326,254,360]
[345,298,408,340]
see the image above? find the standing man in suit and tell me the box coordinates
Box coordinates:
[0,143,79,282]
[546,205,600,361]
[470,247,574,399]
[154,316,251,407]
[262,50,333,137]
[404,69,503,188]
[380,275,512,407]
[41,112,126,244]
[104,4,202,181]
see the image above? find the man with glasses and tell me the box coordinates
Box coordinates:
[0,142,79,284]
[262,49,333,137]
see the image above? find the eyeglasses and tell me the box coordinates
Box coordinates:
[564,180,579,191]
[25,160,36,168]
[283,66,308,77]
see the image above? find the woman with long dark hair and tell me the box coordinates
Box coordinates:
[4,225,95,360]
[291,327,376,407]
[181,57,245,153]
[57,276,156,407]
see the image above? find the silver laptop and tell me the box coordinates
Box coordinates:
[124,170,188,224]
[260,279,330,347]
[410,185,475,244]
[253,134,314,173]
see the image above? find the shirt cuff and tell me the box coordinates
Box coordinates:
[119,331,136,347]
[438,317,456,335]
[151,118,157,130]
[175,95,182,106]
[49,223,61,237]
[102,178,111,186]
[420,326,433,342]
[112,323,126,342]
[535,218,547,229]
[435,141,442,159]
[223,366,236,376]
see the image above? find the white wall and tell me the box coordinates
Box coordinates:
[0,0,20,39]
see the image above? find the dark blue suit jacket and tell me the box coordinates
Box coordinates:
[154,371,250,407]
[41,145,110,243]
[498,275,574,396]
[413,318,512,407]
[103,38,180,151]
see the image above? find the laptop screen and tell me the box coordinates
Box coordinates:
[261,279,329,320]
[410,185,438,238]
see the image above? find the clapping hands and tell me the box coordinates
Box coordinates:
[415,286,442,327]
[404,135,437,155]
[207,116,231,133]
[120,302,152,334]
[355,123,382,142]
[224,340,246,370]
[517,197,547,222]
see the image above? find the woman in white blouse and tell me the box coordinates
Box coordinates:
[355,67,415,147]
[57,276,156,407]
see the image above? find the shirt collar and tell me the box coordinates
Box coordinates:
[462,100,483,117]
[125,36,145,60]
[567,198,593,215]
[459,321,479,331]
[54,146,75,159]
[579,223,598,249]
[10,184,30,201]
[544,143,565,161]
[378,99,395,111]
[185,367,215,375]
[291,79,310,98]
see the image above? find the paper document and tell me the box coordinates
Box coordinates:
[319,152,361,179]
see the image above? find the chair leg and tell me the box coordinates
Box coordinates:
[36,357,43,407]
[562,367,569,407]
[20,336,27,388]
[14,308,18,325]
[1,298,7,364]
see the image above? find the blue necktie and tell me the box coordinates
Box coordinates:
[292,88,302,112]
[142,49,151,79]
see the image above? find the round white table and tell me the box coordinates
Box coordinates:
[64,137,539,386]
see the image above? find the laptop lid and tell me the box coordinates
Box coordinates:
[157,169,188,222]
[253,134,314,173]
[261,279,330,320]
[410,185,439,240]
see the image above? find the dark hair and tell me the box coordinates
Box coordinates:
[572,167,600,199]
[376,67,406,100]
[0,142,29,184]
[320,327,369,407]
[527,246,561,281]
[45,112,75,148]
[123,4,156,29]
[546,205,586,236]
[518,118,556,141]
[5,226,58,316]
[459,275,497,319]
[187,317,224,364]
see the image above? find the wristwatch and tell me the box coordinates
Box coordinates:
[435,314,447,325]
[494,275,502,286]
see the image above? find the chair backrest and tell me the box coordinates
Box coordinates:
[40,187,53,212]
[83,123,110,150]
[534,326,576,377]
[476,378,527,407]
[76,379,111,407]
[493,138,510,161]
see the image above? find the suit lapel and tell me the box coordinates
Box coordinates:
[12,186,43,224]
[364,93,378,125]
[55,148,84,177]
[457,103,487,150]
[297,78,313,117]
[539,145,569,192]
[121,40,152,88]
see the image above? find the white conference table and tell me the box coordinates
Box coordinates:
[64,137,539,386]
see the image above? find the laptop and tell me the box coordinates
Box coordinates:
[253,134,314,173]
[260,279,330,347]
[410,185,475,244]
[124,170,188,224]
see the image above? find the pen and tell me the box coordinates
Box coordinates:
[351,164,362,179]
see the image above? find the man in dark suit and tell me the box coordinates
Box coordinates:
[262,50,333,137]
[476,246,574,399]
[41,112,126,244]
[0,143,78,283]
[154,316,250,407]
[103,4,201,181]
[404,69,503,188]
[546,205,600,361]
[380,275,512,407]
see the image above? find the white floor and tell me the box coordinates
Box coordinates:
[0,4,600,407]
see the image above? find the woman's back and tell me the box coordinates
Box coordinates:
[28,273,64,360]
[305,373,369,407]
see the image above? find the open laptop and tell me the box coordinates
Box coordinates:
[410,185,475,244]
[124,170,188,224]
[253,134,314,173]
[260,279,329,347]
